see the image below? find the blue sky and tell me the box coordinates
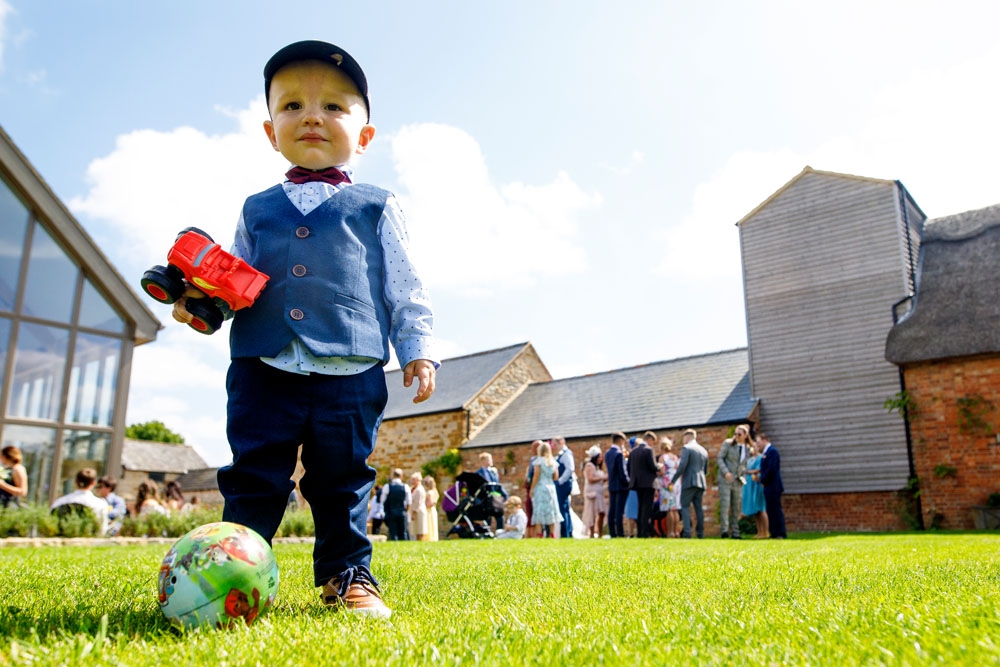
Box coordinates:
[1,1,998,465]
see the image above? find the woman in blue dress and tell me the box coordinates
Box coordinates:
[741,442,769,538]
[529,441,561,537]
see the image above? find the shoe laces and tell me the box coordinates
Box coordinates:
[333,565,381,598]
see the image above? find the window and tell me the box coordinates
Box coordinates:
[2,424,56,506]
[6,322,69,421]
[21,225,78,324]
[0,175,29,313]
[57,430,110,496]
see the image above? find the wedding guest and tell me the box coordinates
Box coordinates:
[582,445,607,538]
[369,485,386,536]
[423,476,440,541]
[657,438,681,538]
[164,480,192,512]
[51,468,110,534]
[408,472,427,541]
[529,441,560,538]
[605,432,629,538]
[135,480,168,517]
[95,476,128,536]
[757,432,787,539]
[742,441,769,538]
[717,424,751,539]
[523,440,542,538]
[670,429,708,539]
[496,495,527,539]
[0,446,28,508]
[380,468,410,541]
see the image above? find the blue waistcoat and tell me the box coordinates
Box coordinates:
[229,183,392,360]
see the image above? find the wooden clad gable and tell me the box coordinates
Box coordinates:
[739,168,925,494]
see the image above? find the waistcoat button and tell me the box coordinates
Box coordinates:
[290,308,304,321]
[295,226,310,238]
[292,264,307,277]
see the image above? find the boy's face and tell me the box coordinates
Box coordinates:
[264,60,374,170]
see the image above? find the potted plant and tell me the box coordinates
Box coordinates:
[972,493,1000,530]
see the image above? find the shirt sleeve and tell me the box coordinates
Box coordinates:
[230,209,253,260]
[378,196,438,369]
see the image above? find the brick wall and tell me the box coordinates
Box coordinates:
[782,491,904,532]
[903,353,1000,529]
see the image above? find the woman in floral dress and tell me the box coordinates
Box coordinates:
[658,438,681,537]
[529,441,561,537]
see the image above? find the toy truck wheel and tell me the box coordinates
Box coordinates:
[176,226,214,242]
[185,298,224,335]
[141,265,185,304]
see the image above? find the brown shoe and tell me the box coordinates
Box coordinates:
[322,569,392,619]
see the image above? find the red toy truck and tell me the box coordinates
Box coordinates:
[140,227,269,334]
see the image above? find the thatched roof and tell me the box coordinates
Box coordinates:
[886,203,1000,364]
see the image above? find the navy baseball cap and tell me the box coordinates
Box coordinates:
[264,40,370,120]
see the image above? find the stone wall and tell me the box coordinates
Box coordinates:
[466,347,551,437]
[902,353,1000,529]
[372,410,468,482]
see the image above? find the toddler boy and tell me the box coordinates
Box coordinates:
[174,40,437,618]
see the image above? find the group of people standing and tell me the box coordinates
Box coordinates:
[518,426,786,540]
[371,468,440,541]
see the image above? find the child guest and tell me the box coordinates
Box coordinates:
[174,40,438,618]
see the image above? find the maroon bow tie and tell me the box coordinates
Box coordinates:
[284,166,351,186]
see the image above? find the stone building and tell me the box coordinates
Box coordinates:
[372,342,552,478]
[117,438,209,508]
[377,345,757,536]
[886,203,1000,529]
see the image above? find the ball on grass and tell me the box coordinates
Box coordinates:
[158,521,279,629]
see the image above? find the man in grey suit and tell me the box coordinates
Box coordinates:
[670,428,708,538]
[717,424,751,539]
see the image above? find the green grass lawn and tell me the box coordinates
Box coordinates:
[1,533,998,666]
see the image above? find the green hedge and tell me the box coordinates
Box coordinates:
[1,504,317,539]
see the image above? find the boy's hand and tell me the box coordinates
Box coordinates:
[403,359,436,404]
[172,285,208,325]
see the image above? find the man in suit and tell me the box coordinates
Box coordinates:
[553,437,575,538]
[671,429,708,538]
[757,432,787,538]
[380,468,411,541]
[717,424,751,539]
[475,452,506,533]
[604,432,630,538]
[627,431,659,538]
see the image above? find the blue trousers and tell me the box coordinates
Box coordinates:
[556,484,572,537]
[607,489,628,537]
[764,486,787,538]
[218,358,386,586]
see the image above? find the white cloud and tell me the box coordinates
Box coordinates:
[656,41,1000,282]
[0,0,12,69]
[69,96,287,265]
[654,149,803,281]
[389,123,601,293]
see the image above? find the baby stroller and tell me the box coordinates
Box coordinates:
[443,472,505,539]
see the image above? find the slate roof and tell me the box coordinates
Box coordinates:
[120,439,209,474]
[173,468,220,492]
[383,342,543,420]
[886,203,1000,364]
[464,348,756,448]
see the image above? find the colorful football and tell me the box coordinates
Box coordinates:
[158,521,279,629]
